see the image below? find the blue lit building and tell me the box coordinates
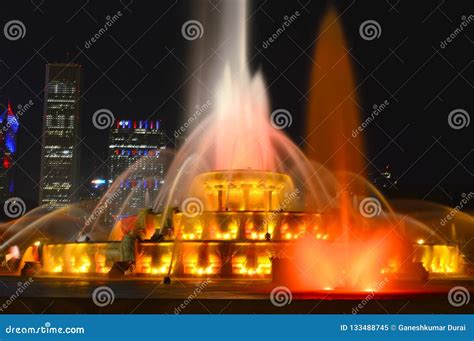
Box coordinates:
[0,101,19,203]
[106,119,166,222]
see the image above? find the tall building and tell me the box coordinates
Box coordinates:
[39,63,82,210]
[0,102,19,203]
[106,119,166,222]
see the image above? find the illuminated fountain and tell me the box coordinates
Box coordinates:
[10,167,465,288]
[32,169,322,279]
[1,1,470,293]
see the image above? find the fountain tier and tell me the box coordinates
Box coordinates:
[16,170,463,283]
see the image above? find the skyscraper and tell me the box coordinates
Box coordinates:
[106,119,166,222]
[39,63,82,210]
[0,101,19,203]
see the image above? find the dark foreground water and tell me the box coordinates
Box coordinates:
[0,276,472,313]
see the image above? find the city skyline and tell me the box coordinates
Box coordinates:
[0,0,472,218]
[106,118,166,221]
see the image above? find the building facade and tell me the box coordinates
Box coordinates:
[39,63,82,210]
[0,102,19,203]
[106,119,166,222]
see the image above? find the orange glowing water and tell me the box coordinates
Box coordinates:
[306,7,365,178]
[284,231,405,291]
[282,7,395,291]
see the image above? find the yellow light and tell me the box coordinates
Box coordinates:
[417,239,424,245]
[323,286,333,291]
[229,223,238,233]
[194,266,214,275]
[79,263,90,273]
[34,241,41,246]
[285,232,292,239]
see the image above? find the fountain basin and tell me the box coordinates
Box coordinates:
[10,170,466,286]
[17,238,462,281]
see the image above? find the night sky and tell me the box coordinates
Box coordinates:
[0,0,472,212]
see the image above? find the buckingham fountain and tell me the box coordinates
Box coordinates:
[0,1,471,295]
